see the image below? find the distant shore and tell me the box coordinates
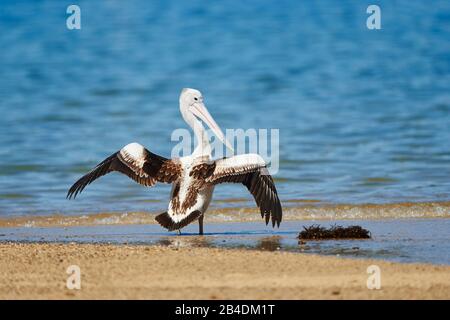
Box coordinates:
[1,243,449,299]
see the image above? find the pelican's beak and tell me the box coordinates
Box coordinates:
[190,102,234,152]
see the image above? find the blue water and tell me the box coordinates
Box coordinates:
[0,0,449,216]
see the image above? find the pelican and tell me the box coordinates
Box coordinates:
[67,88,282,234]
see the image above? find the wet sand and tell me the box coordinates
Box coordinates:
[1,242,449,299]
[2,218,450,264]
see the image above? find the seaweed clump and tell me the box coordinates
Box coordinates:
[298,224,371,241]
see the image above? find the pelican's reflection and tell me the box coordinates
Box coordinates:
[256,236,282,251]
[157,236,213,248]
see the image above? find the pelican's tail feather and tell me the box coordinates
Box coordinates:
[155,211,202,231]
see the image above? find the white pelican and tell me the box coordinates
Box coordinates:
[67,88,282,234]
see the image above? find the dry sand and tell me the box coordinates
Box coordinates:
[0,242,449,299]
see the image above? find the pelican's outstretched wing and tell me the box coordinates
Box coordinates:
[67,142,181,199]
[201,154,282,227]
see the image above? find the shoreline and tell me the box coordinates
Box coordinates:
[1,201,449,228]
[1,218,450,265]
[0,242,449,299]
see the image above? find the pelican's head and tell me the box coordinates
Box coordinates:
[179,88,234,152]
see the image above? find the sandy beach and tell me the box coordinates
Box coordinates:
[1,242,449,299]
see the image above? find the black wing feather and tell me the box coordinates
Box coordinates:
[67,152,137,199]
[67,144,181,199]
[211,168,282,227]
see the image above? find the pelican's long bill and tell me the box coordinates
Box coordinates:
[190,102,234,152]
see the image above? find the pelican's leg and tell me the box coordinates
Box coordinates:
[177,229,181,236]
[198,214,204,235]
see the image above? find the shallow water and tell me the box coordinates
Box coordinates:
[1,219,449,265]
[1,202,449,228]
[0,1,449,217]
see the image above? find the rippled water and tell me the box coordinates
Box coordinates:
[0,0,449,217]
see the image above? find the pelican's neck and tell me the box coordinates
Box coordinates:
[181,107,211,157]
[192,120,211,157]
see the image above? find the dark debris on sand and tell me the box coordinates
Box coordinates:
[297,224,371,241]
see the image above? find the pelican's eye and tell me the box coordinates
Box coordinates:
[194,97,198,101]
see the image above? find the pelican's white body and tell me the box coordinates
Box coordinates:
[167,154,215,223]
